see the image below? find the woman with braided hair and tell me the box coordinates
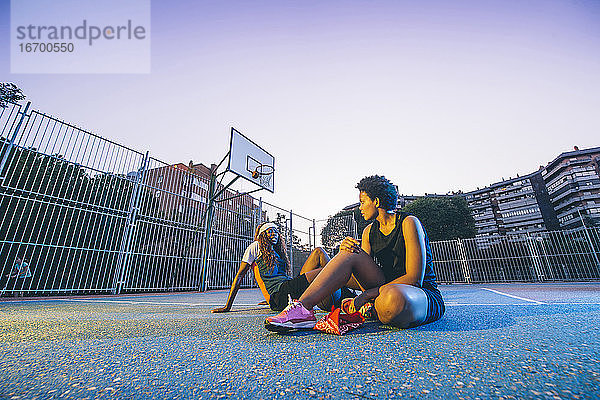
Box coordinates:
[212,222,348,313]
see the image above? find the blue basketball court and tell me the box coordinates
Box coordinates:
[1,283,598,399]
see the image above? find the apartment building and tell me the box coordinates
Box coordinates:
[464,173,557,238]
[343,146,600,238]
[465,146,599,236]
[542,147,600,229]
[143,162,259,228]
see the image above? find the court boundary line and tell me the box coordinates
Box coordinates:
[3,298,600,307]
[62,299,264,307]
[482,288,547,305]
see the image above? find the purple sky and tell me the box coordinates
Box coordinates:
[2,0,600,220]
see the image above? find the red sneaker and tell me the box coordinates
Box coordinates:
[341,298,374,320]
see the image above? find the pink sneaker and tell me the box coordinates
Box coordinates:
[265,296,316,332]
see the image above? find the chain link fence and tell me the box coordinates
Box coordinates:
[318,213,600,283]
[432,228,600,283]
[1,102,599,297]
[0,102,316,295]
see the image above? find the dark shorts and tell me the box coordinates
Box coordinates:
[421,285,445,325]
[269,274,311,311]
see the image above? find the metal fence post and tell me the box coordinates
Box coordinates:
[312,219,317,249]
[526,234,545,282]
[251,206,257,239]
[0,102,30,182]
[288,209,293,271]
[457,239,472,283]
[578,210,600,268]
[536,234,554,281]
[199,170,217,292]
[112,151,149,294]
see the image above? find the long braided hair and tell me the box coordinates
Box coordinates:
[254,223,290,274]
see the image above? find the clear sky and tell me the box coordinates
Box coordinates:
[2,0,599,220]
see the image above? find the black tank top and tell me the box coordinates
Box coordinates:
[368,212,437,289]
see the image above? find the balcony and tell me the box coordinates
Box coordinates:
[554,196,585,212]
[501,213,544,226]
[546,177,572,195]
[475,220,498,229]
[495,187,534,202]
[468,202,493,211]
[477,225,500,234]
[551,186,579,203]
[550,184,600,203]
[497,198,538,211]
[543,158,592,180]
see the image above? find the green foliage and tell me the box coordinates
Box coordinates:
[320,208,357,250]
[0,83,26,108]
[402,196,476,241]
[0,142,162,293]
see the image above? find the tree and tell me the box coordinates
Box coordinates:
[0,143,163,294]
[320,208,366,252]
[402,196,476,241]
[0,83,26,108]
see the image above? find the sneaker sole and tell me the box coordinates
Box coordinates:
[264,320,316,332]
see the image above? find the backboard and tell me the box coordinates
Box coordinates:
[227,128,275,193]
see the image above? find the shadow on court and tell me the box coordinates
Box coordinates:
[0,283,598,399]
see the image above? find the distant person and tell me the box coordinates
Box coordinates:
[1,257,32,296]
[265,175,445,331]
[212,223,353,313]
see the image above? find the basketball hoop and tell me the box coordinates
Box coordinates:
[252,164,274,179]
[228,128,275,192]
[252,164,274,187]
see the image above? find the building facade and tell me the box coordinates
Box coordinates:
[143,161,260,232]
[464,146,600,236]
[345,146,600,237]
[542,147,600,229]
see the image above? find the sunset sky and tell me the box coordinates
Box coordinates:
[2,0,599,220]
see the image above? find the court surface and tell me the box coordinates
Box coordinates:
[0,283,598,399]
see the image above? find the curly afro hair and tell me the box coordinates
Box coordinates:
[356,175,398,211]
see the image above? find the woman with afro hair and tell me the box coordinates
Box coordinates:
[265,175,444,331]
[212,222,348,313]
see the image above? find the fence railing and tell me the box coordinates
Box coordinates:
[431,228,600,283]
[1,101,599,296]
[0,102,316,295]
[315,213,600,283]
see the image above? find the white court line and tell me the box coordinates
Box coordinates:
[482,288,547,305]
[447,303,539,306]
[60,299,263,307]
[442,303,600,306]
[2,298,599,307]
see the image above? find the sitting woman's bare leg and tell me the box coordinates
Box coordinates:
[300,247,330,276]
[374,284,428,328]
[298,251,385,310]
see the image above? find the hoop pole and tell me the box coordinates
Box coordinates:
[288,209,293,276]
[212,175,240,200]
[214,150,230,173]
[214,187,263,203]
[199,170,217,291]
